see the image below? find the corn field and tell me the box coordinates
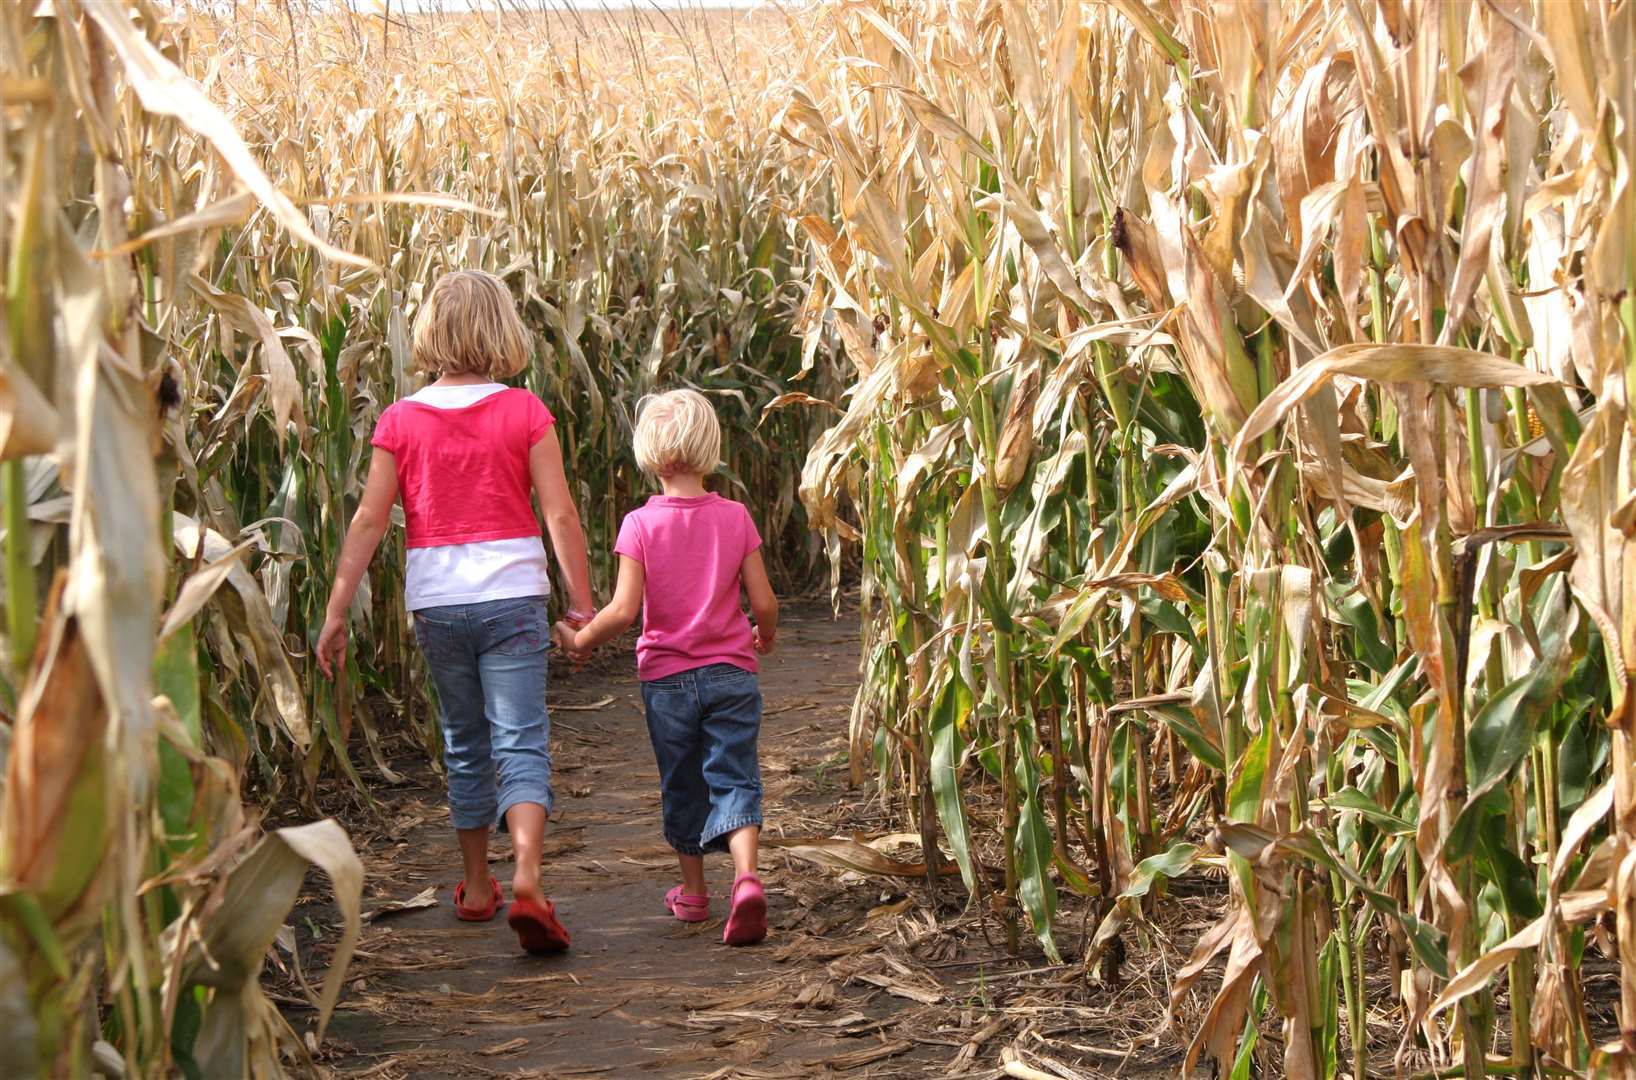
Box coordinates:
[0,2,825,1076]
[790,0,1636,1075]
[1,0,1634,1077]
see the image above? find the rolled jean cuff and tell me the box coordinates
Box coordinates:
[450,801,500,831]
[665,832,708,857]
[496,787,554,833]
[700,813,763,853]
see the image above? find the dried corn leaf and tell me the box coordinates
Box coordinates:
[84,6,369,268]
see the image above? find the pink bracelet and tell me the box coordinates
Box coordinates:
[565,607,596,623]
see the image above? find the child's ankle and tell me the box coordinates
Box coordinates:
[512,872,543,903]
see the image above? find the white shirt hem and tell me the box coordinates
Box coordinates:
[405,582,551,613]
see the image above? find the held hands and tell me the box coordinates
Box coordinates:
[553,619,594,670]
[559,605,595,667]
[753,624,776,656]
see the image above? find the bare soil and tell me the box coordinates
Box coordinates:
[276,604,1181,1080]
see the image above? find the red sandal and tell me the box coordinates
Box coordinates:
[454,876,503,922]
[508,896,571,954]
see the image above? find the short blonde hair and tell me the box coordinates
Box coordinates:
[411,270,531,380]
[633,389,722,477]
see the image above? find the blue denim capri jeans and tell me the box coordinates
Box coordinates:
[412,595,554,831]
[641,663,764,855]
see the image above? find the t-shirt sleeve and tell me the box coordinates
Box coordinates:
[370,405,399,454]
[525,393,556,446]
[741,503,763,560]
[613,512,644,564]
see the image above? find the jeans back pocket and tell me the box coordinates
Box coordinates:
[413,614,464,665]
[482,598,549,656]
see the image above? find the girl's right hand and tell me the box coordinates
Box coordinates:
[316,614,347,679]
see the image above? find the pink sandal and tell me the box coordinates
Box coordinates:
[723,873,767,946]
[665,885,711,923]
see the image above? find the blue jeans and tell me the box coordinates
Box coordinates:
[642,663,764,855]
[413,596,554,831]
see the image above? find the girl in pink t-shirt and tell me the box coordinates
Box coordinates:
[555,389,779,946]
[315,270,594,955]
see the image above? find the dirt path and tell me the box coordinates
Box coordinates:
[284,605,1178,1080]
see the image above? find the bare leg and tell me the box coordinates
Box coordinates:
[506,801,547,904]
[458,826,493,907]
[678,852,708,896]
[727,825,760,880]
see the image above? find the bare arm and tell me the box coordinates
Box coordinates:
[529,430,594,617]
[557,555,644,653]
[741,549,778,654]
[316,450,400,678]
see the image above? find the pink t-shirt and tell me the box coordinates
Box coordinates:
[371,387,554,548]
[613,493,763,682]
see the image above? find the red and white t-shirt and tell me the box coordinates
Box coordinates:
[371,383,554,611]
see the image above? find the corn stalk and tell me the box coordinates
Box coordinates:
[0,3,371,1075]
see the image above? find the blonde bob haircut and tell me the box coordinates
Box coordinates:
[633,389,722,478]
[411,270,531,380]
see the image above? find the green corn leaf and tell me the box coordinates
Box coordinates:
[929,676,977,893]
[1558,716,1592,815]
[1465,674,1544,803]
[1454,613,1577,848]
[1120,841,1200,900]
[1477,812,1544,921]
[1143,700,1225,773]
[1331,586,1395,674]
[1320,787,1414,836]
[1317,934,1341,1078]
[1227,723,1271,822]
[154,622,203,846]
[1013,787,1062,963]
[1229,980,1265,1080]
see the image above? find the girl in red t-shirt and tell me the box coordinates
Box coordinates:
[316,270,594,955]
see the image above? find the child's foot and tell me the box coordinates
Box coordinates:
[665,884,711,923]
[507,896,570,954]
[508,875,569,954]
[723,874,767,946]
[453,876,502,922]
